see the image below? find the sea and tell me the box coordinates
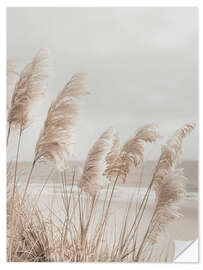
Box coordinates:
[8,160,198,203]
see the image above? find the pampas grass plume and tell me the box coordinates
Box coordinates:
[153,123,195,190]
[34,72,90,171]
[106,124,161,183]
[142,123,195,247]
[8,48,51,130]
[79,127,118,196]
[148,168,187,244]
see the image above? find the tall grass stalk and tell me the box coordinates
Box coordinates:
[11,124,23,203]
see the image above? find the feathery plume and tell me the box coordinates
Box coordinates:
[105,124,160,183]
[34,73,89,171]
[79,128,118,196]
[152,123,195,191]
[148,168,186,244]
[8,49,51,130]
[103,131,120,179]
[139,123,195,249]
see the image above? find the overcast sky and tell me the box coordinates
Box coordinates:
[7,7,198,161]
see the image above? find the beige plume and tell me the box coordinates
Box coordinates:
[152,123,195,191]
[105,124,160,183]
[103,131,120,179]
[148,168,187,244]
[79,127,118,196]
[138,123,195,252]
[34,73,90,171]
[8,49,51,130]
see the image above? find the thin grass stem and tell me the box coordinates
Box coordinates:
[11,124,23,203]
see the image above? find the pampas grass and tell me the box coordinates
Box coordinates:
[7,49,51,203]
[7,187,51,262]
[7,115,195,262]
[153,123,195,191]
[79,127,119,196]
[8,48,51,131]
[7,50,196,262]
[105,124,161,183]
[135,123,195,261]
[21,73,90,204]
[148,168,187,244]
[35,72,89,171]
[7,122,195,262]
[7,170,174,262]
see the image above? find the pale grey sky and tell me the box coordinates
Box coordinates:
[7,7,198,161]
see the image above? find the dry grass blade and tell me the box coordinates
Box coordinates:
[7,189,51,262]
[34,72,90,171]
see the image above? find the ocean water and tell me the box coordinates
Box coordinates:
[8,160,198,202]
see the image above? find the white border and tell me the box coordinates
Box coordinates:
[0,0,201,268]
